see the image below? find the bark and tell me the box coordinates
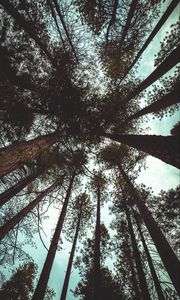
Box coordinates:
[102,133,180,169]
[123,198,151,300]
[0,131,62,177]
[120,0,179,82]
[0,180,59,240]
[118,163,180,296]
[32,169,76,300]
[60,205,83,300]
[52,0,78,61]
[93,185,101,300]
[118,0,138,52]
[124,85,180,124]
[125,45,180,103]
[134,211,165,300]
[0,0,56,66]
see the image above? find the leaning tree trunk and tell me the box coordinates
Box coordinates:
[133,211,165,300]
[93,185,101,300]
[0,180,59,240]
[120,0,179,82]
[103,133,180,169]
[118,0,138,53]
[0,131,62,177]
[60,205,83,300]
[123,196,151,300]
[52,0,78,60]
[0,173,38,208]
[125,45,180,104]
[118,163,180,296]
[32,169,76,300]
[124,85,180,124]
[0,0,55,66]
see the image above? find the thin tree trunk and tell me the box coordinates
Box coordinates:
[118,0,138,52]
[133,211,166,300]
[124,85,180,124]
[118,163,180,296]
[60,204,83,300]
[0,180,59,240]
[128,254,142,300]
[93,185,101,300]
[120,0,179,82]
[125,45,180,103]
[52,0,78,61]
[47,0,66,50]
[0,131,62,177]
[105,0,119,46]
[123,197,151,300]
[102,133,180,169]
[32,169,76,300]
[0,0,56,66]
[0,173,39,208]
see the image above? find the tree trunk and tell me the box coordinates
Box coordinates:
[0,173,39,208]
[133,211,166,300]
[128,254,142,300]
[103,133,180,169]
[123,196,151,300]
[60,205,83,300]
[118,163,180,296]
[124,85,180,124]
[0,180,59,240]
[0,0,55,66]
[125,45,180,103]
[120,0,179,82]
[93,185,101,300]
[52,0,78,61]
[0,131,62,177]
[32,169,76,300]
[119,0,138,52]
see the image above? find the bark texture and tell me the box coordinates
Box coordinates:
[0,132,61,177]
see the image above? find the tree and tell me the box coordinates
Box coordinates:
[100,143,180,295]
[0,262,37,300]
[0,262,55,300]
[60,193,92,300]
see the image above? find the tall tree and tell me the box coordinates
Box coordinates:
[60,193,92,300]
[121,190,151,300]
[100,143,180,295]
[133,210,166,300]
[32,169,77,300]
[91,173,106,300]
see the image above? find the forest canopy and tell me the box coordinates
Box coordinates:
[0,0,179,299]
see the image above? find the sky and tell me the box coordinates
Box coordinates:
[0,1,179,300]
